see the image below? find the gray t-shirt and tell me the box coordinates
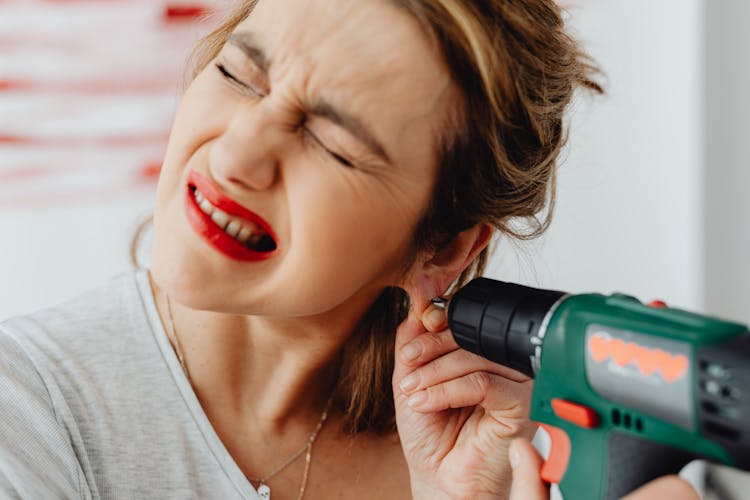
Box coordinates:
[0,269,262,499]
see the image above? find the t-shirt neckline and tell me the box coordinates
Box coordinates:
[134,268,262,500]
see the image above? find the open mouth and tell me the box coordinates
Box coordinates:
[184,170,278,261]
[188,185,277,252]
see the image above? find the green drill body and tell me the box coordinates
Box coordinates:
[448,278,750,499]
[533,292,749,499]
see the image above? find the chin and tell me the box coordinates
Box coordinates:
[149,245,205,302]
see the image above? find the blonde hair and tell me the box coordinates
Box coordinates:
[132,0,601,434]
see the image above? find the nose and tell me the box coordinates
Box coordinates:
[208,101,282,191]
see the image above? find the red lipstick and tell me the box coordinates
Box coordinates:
[185,170,279,261]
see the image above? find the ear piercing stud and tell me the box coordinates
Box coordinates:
[430,297,448,309]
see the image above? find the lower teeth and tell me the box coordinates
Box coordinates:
[227,226,274,252]
[192,187,276,252]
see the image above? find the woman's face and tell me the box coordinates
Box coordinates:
[151,0,459,319]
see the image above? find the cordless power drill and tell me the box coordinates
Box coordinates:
[447,278,750,500]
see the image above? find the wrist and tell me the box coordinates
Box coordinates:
[412,489,505,500]
[410,478,510,500]
[410,484,451,500]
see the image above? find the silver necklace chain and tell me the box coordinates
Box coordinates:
[163,292,333,500]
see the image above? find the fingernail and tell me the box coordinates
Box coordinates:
[509,441,521,469]
[401,342,422,362]
[399,372,420,393]
[407,391,427,408]
[424,307,445,331]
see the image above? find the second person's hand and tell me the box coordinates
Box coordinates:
[508,437,701,500]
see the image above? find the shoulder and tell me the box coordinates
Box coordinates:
[0,269,162,498]
[1,269,145,344]
[0,269,153,371]
[0,310,88,499]
[0,268,157,408]
[0,268,165,430]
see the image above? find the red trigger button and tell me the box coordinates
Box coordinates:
[648,300,668,308]
[539,423,571,484]
[551,398,599,428]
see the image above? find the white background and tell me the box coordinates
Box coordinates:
[1,0,748,325]
[489,0,749,325]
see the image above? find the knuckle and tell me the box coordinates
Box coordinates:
[469,371,492,395]
[519,379,534,404]
[425,356,444,380]
[458,348,482,366]
[500,416,530,437]
[424,331,446,352]
[429,382,448,406]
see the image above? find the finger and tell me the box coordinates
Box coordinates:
[622,475,699,500]
[509,438,549,500]
[422,303,448,332]
[407,371,532,419]
[393,308,429,383]
[395,307,428,351]
[398,328,459,368]
[397,303,452,367]
[398,347,530,395]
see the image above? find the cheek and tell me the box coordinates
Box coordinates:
[162,70,233,169]
[287,174,418,277]
[155,71,230,204]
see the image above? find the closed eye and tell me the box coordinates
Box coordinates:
[216,63,242,85]
[213,65,353,168]
[215,63,263,97]
[325,147,354,168]
[304,128,354,168]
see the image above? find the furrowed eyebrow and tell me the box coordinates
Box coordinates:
[227,32,271,74]
[309,99,392,165]
[227,31,392,165]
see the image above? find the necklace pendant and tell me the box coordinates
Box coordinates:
[257,483,271,500]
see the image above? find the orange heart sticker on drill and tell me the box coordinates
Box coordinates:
[587,333,689,383]
[588,334,610,363]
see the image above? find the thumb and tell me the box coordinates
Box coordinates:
[622,475,699,500]
[394,306,428,351]
[508,438,549,500]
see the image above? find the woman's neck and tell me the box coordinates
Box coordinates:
[148,272,367,434]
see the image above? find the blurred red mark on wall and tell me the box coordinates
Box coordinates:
[0,0,216,207]
[138,162,163,180]
[0,161,163,183]
[0,79,177,94]
[164,4,210,22]
[0,166,54,182]
[0,134,169,147]
[39,0,146,3]
[0,181,154,209]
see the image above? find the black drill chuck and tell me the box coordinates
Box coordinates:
[447,278,566,377]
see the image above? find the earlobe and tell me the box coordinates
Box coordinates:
[405,223,493,314]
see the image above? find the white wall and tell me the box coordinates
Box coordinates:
[0,0,213,320]
[2,1,748,326]
[489,0,714,317]
[0,197,154,317]
[705,1,750,324]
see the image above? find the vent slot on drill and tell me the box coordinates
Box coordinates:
[703,420,740,441]
[611,408,644,433]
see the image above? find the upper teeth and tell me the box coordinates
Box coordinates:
[194,188,265,246]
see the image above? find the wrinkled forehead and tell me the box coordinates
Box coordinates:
[237,0,461,165]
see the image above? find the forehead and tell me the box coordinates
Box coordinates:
[236,0,459,164]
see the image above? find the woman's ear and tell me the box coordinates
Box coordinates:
[404,223,493,314]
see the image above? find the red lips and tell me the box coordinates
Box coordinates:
[184,170,279,261]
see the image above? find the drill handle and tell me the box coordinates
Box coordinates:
[541,422,703,500]
[599,431,702,499]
